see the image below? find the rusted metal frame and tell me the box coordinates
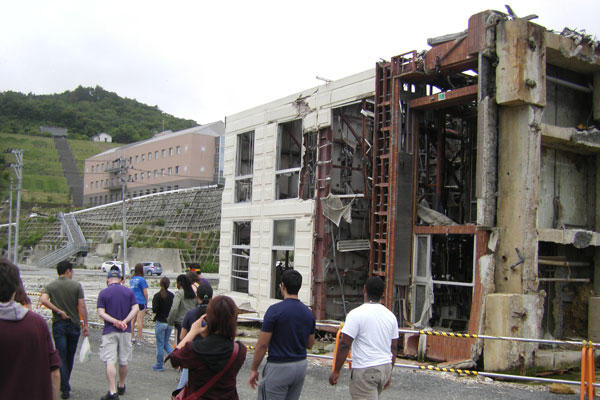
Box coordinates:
[370,63,390,278]
[413,225,477,235]
[339,114,363,146]
[439,34,467,63]
[282,122,302,150]
[391,50,418,76]
[467,229,489,333]
[378,69,392,278]
[361,99,370,200]
[312,127,333,320]
[384,74,401,308]
[407,102,422,325]
[424,37,476,73]
[435,113,445,209]
[409,85,478,110]
[369,65,381,277]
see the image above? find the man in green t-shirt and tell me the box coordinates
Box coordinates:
[40,261,89,399]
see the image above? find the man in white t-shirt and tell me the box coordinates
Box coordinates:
[329,276,399,399]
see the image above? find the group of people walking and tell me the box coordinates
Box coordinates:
[0,255,399,400]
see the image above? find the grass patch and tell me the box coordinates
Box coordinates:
[0,132,118,210]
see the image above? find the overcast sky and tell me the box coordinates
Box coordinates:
[1,1,598,125]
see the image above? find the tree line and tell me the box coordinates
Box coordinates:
[0,85,197,143]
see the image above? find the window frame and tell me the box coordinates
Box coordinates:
[234,131,255,203]
[271,219,296,299]
[231,221,251,293]
[275,119,302,200]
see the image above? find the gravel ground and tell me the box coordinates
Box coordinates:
[20,266,581,400]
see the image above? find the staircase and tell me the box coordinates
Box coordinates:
[38,212,88,267]
[53,135,83,206]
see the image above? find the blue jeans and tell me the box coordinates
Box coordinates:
[177,368,189,390]
[154,321,173,368]
[52,319,80,394]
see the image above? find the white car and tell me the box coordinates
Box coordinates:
[100,260,130,278]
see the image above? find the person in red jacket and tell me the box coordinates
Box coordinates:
[0,258,62,400]
[168,295,247,399]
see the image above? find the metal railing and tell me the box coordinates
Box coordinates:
[239,316,599,391]
[38,212,88,268]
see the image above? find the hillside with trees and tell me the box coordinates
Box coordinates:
[0,85,197,143]
[0,133,119,221]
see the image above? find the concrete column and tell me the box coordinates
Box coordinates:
[476,53,498,228]
[494,18,546,294]
[591,153,600,341]
[594,154,600,295]
[484,18,546,371]
[484,293,543,370]
[495,105,543,294]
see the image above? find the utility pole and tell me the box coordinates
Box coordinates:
[7,149,23,264]
[7,178,13,262]
[120,157,128,270]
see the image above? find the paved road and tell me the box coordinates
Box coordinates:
[62,327,576,400]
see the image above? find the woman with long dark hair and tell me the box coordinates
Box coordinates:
[151,277,174,371]
[129,263,148,344]
[168,295,247,399]
[14,279,31,310]
[167,274,197,344]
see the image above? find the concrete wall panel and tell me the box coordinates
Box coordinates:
[496,19,546,107]
[318,109,332,128]
[538,147,596,229]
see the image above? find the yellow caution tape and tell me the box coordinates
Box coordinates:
[418,330,479,339]
[419,365,479,376]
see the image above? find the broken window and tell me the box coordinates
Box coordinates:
[300,130,317,199]
[416,112,477,225]
[411,234,474,331]
[276,120,302,199]
[271,220,295,299]
[232,221,250,293]
[235,131,254,203]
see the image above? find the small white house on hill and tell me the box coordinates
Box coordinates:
[92,132,112,142]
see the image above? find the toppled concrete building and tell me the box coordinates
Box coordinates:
[218,10,600,371]
[219,69,375,316]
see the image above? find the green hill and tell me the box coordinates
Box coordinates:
[0,85,197,143]
[0,133,119,220]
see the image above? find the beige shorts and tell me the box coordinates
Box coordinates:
[349,363,393,400]
[99,332,133,365]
